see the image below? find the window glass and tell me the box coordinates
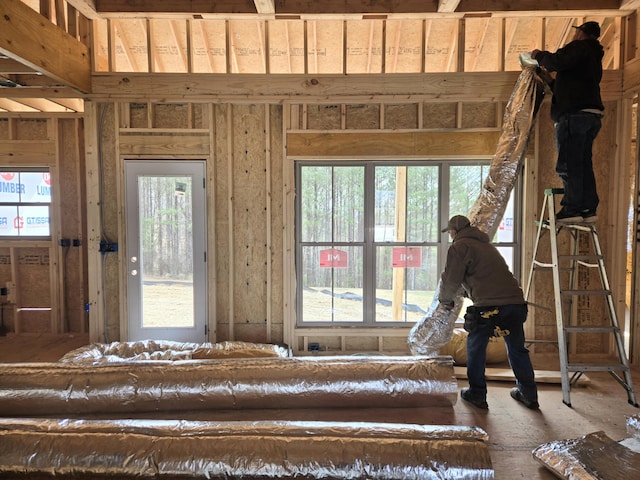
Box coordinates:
[297,161,518,326]
[0,171,51,237]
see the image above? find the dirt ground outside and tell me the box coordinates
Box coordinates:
[142,280,194,327]
[142,282,468,327]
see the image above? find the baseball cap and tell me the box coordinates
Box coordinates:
[441,215,471,233]
[573,21,600,39]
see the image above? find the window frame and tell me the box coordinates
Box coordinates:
[0,168,53,240]
[295,159,522,328]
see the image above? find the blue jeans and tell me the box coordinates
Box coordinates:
[466,303,537,401]
[554,112,602,213]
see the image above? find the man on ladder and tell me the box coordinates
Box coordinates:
[531,21,604,224]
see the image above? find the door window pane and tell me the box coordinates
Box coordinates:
[139,175,194,328]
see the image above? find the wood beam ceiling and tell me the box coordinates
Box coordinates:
[0,0,637,112]
[92,0,627,17]
[0,0,91,93]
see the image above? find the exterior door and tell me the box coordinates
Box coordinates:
[125,160,207,343]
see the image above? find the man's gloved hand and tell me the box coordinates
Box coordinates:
[441,301,455,311]
[531,49,541,60]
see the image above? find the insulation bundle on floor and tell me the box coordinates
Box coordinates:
[0,355,457,415]
[58,339,291,363]
[533,414,640,479]
[0,418,494,479]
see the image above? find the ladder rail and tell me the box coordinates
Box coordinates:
[527,188,638,407]
[590,228,634,371]
[546,194,572,405]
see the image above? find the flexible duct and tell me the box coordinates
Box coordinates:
[0,418,493,479]
[0,355,457,415]
[408,66,545,356]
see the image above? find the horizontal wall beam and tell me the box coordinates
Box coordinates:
[0,141,57,164]
[90,71,623,103]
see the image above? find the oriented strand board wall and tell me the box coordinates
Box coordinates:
[0,116,87,335]
[106,102,284,344]
[92,94,621,359]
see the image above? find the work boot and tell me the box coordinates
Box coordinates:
[510,387,539,409]
[556,208,583,224]
[461,388,488,409]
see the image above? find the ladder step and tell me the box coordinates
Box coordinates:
[558,254,603,261]
[532,260,554,268]
[567,363,629,373]
[561,289,611,296]
[564,326,618,334]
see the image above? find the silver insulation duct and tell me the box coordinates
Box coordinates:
[59,339,291,363]
[408,66,545,356]
[532,430,640,479]
[0,356,457,415]
[0,418,493,479]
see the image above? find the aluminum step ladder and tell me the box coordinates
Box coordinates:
[525,188,638,407]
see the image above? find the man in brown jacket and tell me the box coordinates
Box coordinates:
[439,215,538,410]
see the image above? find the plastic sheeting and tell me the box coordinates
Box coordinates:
[0,355,458,416]
[58,339,291,363]
[532,430,640,479]
[408,66,545,356]
[0,418,494,479]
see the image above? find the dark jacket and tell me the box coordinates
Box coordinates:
[438,225,524,307]
[534,38,604,122]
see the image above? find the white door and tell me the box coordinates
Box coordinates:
[125,160,207,343]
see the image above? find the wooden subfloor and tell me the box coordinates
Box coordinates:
[1,333,639,479]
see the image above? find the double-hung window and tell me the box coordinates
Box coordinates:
[296,161,519,326]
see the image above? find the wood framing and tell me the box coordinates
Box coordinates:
[0,0,92,93]
[90,71,623,103]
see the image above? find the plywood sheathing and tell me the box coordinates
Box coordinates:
[229,104,269,342]
[384,104,418,130]
[345,104,380,130]
[58,118,87,333]
[423,103,458,129]
[268,105,285,343]
[16,247,51,332]
[97,103,121,342]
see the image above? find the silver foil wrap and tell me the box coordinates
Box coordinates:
[408,66,545,356]
[58,339,291,363]
[628,413,640,438]
[0,418,493,479]
[0,355,457,415]
[532,430,640,479]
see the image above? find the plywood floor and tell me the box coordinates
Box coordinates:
[1,333,639,479]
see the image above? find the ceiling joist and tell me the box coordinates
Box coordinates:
[0,0,92,93]
[92,0,626,17]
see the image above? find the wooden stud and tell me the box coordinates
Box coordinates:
[207,103,217,341]
[265,105,272,343]
[227,104,235,340]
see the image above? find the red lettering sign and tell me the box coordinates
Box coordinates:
[392,247,421,268]
[319,248,348,268]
